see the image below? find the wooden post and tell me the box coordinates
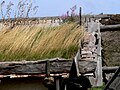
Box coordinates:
[64,85,67,90]
[56,79,60,90]
[79,7,82,26]
[74,50,80,76]
[46,60,50,77]
[96,22,103,86]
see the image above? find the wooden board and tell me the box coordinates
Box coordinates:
[0,58,97,75]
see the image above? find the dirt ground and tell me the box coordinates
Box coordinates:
[101,30,120,66]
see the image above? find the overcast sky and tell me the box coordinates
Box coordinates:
[1,0,120,18]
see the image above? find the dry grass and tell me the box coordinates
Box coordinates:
[0,23,85,61]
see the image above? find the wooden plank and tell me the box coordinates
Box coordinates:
[0,58,97,75]
[100,24,120,30]
[74,50,80,76]
[86,20,103,86]
[46,60,50,76]
[104,67,120,90]
[56,79,60,90]
[102,66,119,73]
[96,22,103,86]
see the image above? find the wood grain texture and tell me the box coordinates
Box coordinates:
[0,58,97,75]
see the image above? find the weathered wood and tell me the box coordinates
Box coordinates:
[56,79,60,90]
[46,60,50,76]
[79,7,82,26]
[86,20,103,86]
[100,24,120,30]
[74,50,80,76]
[102,66,119,73]
[104,67,120,90]
[0,58,97,75]
[96,22,103,86]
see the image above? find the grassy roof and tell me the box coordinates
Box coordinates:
[0,23,85,61]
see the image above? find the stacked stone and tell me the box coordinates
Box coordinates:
[81,32,97,60]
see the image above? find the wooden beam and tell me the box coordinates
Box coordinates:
[96,22,103,86]
[104,67,120,90]
[79,7,82,26]
[102,66,119,73]
[0,58,97,75]
[46,60,50,76]
[56,79,60,90]
[100,24,120,30]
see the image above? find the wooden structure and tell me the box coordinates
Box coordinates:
[83,15,120,87]
[0,58,96,75]
[104,67,120,90]
[84,19,103,86]
[102,66,119,73]
[1,14,120,89]
[0,56,96,90]
[100,24,120,30]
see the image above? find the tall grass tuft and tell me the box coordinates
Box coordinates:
[0,23,85,61]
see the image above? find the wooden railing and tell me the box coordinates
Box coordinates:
[0,58,96,75]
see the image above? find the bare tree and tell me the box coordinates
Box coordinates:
[0,1,5,21]
[6,1,14,21]
[26,0,32,18]
[0,0,39,28]
[32,6,39,16]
